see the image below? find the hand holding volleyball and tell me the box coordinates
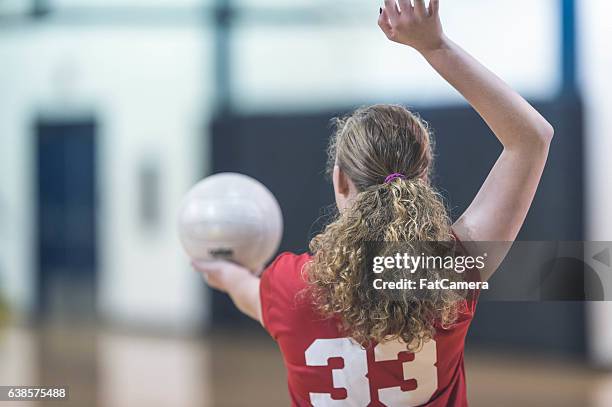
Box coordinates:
[378,0,445,53]
[191,260,251,294]
[177,173,283,273]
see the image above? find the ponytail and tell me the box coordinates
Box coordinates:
[307,104,465,350]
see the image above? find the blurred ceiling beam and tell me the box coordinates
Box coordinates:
[0,5,368,28]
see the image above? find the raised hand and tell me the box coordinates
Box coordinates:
[378,0,446,53]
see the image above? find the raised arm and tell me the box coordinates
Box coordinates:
[379,0,553,274]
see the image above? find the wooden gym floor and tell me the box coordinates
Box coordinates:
[0,324,611,407]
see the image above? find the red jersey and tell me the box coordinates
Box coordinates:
[260,252,478,407]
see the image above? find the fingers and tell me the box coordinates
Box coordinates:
[378,7,394,38]
[191,261,215,285]
[413,0,428,17]
[191,260,229,290]
[383,0,400,22]
[201,272,210,284]
[191,259,224,274]
[429,0,440,16]
[397,0,413,15]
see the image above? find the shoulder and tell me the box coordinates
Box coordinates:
[265,251,311,272]
[261,252,311,295]
[261,251,311,284]
[260,252,312,338]
[451,230,481,316]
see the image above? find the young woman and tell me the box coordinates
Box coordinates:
[193,0,554,405]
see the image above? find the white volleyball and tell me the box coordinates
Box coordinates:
[178,173,283,272]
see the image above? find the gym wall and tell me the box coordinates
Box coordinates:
[211,96,585,356]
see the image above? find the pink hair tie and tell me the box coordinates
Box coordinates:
[384,173,406,184]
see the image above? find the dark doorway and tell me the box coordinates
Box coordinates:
[35,117,98,323]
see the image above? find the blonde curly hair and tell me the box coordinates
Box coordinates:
[307,104,464,351]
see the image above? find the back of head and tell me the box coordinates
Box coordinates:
[308,104,458,350]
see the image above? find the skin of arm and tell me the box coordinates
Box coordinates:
[379,0,554,278]
[192,260,262,323]
[195,0,555,316]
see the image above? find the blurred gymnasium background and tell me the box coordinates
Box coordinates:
[1,0,612,406]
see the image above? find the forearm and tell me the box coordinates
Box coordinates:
[193,260,263,323]
[421,37,554,150]
[227,274,262,322]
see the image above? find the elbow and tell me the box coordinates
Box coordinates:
[505,121,554,154]
[527,120,554,151]
[539,120,555,145]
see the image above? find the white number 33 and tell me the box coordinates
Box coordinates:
[305,338,437,406]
